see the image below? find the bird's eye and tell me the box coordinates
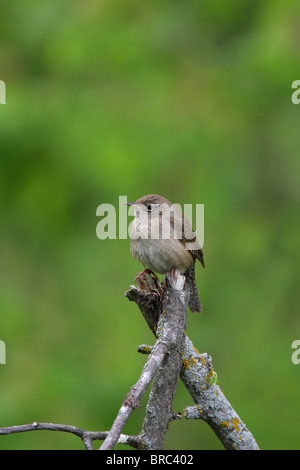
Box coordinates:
[147,205,152,211]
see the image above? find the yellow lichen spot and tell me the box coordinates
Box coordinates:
[139,346,151,354]
[221,421,230,427]
[196,405,203,414]
[182,356,197,370]
[221,418,241,433]
[193,346,200,355]
[200,356,207,365]
[231,418,241,433]
[205,369,214,386]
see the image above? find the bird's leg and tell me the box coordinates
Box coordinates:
[135,268,159,282]
[134,268,164,300]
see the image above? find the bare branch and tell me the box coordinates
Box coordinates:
[0,269,259,451]
[126,272,259,450]
[101,270,188,450]
[181,338,259,450]
[99,339,169,450]
[0,422,140,450]
[138,270,187,450]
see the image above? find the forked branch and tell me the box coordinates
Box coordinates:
[126,271,259,450]
[0,270,259,450]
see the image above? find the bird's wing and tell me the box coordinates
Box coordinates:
[170,212,205,268]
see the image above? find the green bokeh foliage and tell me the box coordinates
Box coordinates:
[0,0,299,449]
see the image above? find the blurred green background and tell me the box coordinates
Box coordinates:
[0,0,299,450]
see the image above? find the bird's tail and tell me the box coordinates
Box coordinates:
[185,266,202,313]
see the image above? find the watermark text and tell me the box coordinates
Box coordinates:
[0,340,6,364]
[0,80,6,104]
[291,80,300,105]
[96,196,204,250]
[291,340,300,365]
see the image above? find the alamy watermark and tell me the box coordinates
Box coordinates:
[0,80,6,104]
[291,80,300,105]
[1,84,7,359]
[96,196,204,250]
[291,340,300,365]
[0,340,6,364]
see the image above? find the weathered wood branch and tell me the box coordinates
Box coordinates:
[126,271,259,450]
[0,271,187,451]
[100,270,187,450]
[0,270,259,450]
[0,422,139,450]
[138,271,187,450]
[181,338,259,450]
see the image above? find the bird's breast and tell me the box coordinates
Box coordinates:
[130,237,193,274]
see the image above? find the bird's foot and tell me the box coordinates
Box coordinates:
[135,268,159,282]
[134,269,163,299]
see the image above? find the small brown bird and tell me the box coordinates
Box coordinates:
[126,194,204,312]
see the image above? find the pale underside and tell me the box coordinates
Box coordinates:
[130,236,194,274]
